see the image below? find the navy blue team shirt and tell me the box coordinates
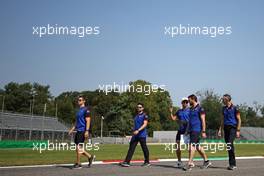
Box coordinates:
[133,112,148,138]
[175,108,190,133]
[75,106,91,132]
[189,104,205,132]
[223,104,239,127]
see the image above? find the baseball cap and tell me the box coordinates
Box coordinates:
[181,97,189,102]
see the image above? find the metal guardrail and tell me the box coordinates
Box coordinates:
[241,127,264,140]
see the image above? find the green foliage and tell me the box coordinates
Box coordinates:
[1,81,264,137]
[3,82,53,116]
[197,90,222,130]
[4,82,32,113]
[197,90,264,129]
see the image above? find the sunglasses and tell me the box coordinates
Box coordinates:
[182,100,189,104]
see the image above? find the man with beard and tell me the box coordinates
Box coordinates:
[183,94,211,171]
[120,103,150,167]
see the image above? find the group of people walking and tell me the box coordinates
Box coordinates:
[69,93,241,171]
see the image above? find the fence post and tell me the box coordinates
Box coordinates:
[62,132,65,142]
[52,131,54,141]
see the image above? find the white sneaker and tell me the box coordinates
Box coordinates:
[189,162,195,168]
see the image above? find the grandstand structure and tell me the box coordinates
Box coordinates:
[0,112,70,141]
[1,112,264,143]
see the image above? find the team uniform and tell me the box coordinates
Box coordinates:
[74,106,91,145]
[182,103,212,171]
[189,104,205,145]
[124,112,150,164]
[223,104,239,167]
[175,108,190,141]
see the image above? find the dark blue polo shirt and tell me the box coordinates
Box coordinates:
[223,104,239,127]
[134,112,148,138]
[189,104,205,132]
[175,108,190,133]
[75,106,91,132]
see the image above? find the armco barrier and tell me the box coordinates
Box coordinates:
[0,140,48,148]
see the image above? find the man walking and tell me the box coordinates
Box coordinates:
[183,94,211,171]
[169,97,191,168]
[120,103,150,167]
[218,94,241,170]
[69,95,95,169]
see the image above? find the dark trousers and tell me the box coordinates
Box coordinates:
[124,137,149,164]
[224,125,237,166]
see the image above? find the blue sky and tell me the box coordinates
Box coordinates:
[0,0,264,106]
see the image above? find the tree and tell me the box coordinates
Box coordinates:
[0,88,4,95]
[154,88,177,131]
[57,97,75,124]
[4,82,32,113]
[197,90,223,130]
[261,105,264,117]
[2,81,264,135]
[32,83,53,116]
[3,82,54,116]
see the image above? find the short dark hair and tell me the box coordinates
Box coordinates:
[137,103,144,107]
[78,95,85,101]
[223,94,232,101]
[188,94,197,102]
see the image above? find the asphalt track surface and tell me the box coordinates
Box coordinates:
[1,159,263,176]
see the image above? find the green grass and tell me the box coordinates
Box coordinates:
[0,144,263,166]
